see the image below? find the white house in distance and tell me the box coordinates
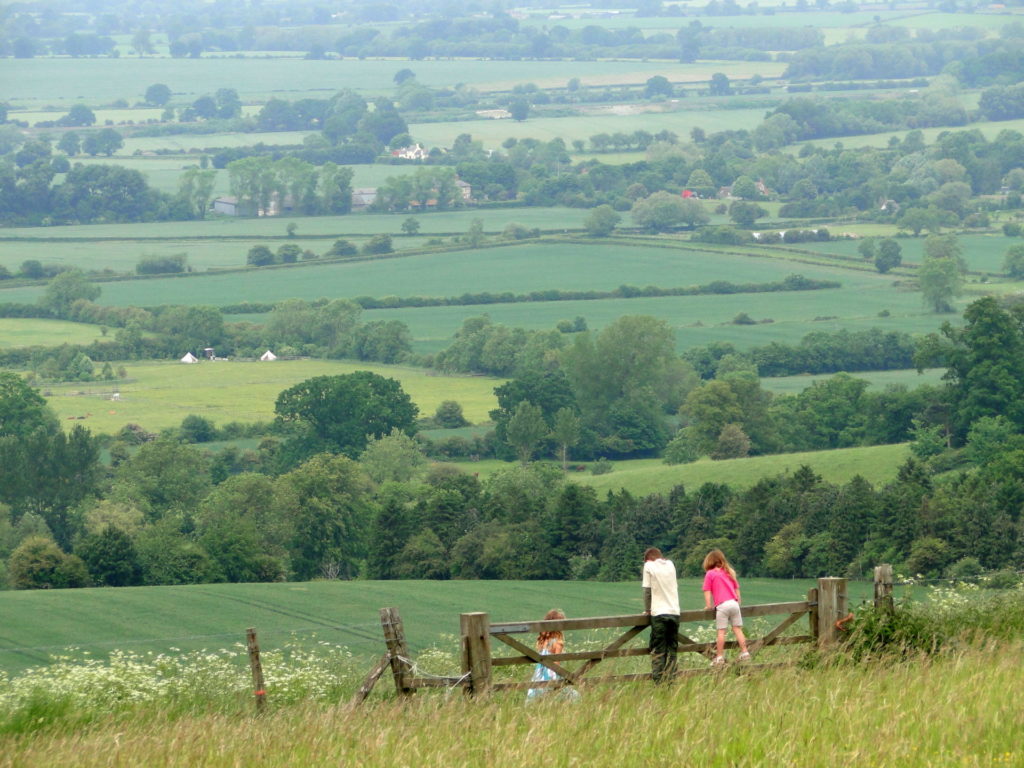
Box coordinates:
[391,143,429,160]
[180,352,198,364]
[260,350,278,361]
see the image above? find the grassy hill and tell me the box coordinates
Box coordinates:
[451,443,911,496]
[0,578,874,676]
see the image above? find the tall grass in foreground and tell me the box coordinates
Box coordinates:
[1,643,1021,768]
[3,584,1023,767]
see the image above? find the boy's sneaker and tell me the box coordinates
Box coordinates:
[738,651,751,662]
[711,656,725,667]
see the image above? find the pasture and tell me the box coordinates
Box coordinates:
[452,442,912,497]
[0,233,964,364]
[0,208,591,274]
[119,130,314,155]
[79,105,778,157]
[796,117,1024,151]
[409,106,774,150]
[63,158,420,197]
[359,283,952,356]
[0,318,107,348]
[0,236,392,274]
[807,233,1018,275]
[0,577,874,675]
[760,367,947,395]
[10,238,855,302]
[0,206,587,243]
[3,57,785,109]
[0,236,958,356]
[42,359,503,435]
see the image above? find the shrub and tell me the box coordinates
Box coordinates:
[434,400,469,429]
[945,557,983,581]
[136,253,187,275]
[663,431,700,464]
[179,414,217,443]
[7,537,90,589]
[590,458,614,475]
[325,239,357,257]
[362,234,393,255]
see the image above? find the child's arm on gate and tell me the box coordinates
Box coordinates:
[704,590,714,610]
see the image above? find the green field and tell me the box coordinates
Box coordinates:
[0,209,591,274]
[808,233,1018,275]
[797,117,1024,151]
[3,58,785,109]
[410,106,774,149]
[119,130,314,154]
[0,207,585,241]
[8,238,853,301]
[0,236,961,357]
[359,281,952,356]
[0,577,873,675]
[63,158,420,197]
[0,318,107,348]
[760,367,947,395]
[42,358,503,435]
[0,236,394,274]
[12,106,166,125]
[452,442,911,496]
[104,105,776,156]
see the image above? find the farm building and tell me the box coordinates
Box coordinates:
[351,187,378,211]
[211,196,257,217]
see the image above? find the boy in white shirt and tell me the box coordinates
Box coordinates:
[642,547,680,683]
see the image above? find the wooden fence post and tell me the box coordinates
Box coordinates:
[807,587,819,645]
[246,627,266,713]
[816,577,847,648]
[379,607,414,696]
[874,564,894,613]
[460,612,492,696]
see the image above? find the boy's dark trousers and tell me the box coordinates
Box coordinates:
[649,614,680,683]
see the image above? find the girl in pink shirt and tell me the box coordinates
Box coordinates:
[702,549,750,666]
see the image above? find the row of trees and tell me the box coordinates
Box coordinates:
[227,157,354,216]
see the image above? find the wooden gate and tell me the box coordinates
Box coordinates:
[372,577,850,698]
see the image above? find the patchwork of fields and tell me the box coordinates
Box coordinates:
[0,236,960,356]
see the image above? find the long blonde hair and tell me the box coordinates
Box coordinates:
[702,549,737,581]
[537,609,565,651]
